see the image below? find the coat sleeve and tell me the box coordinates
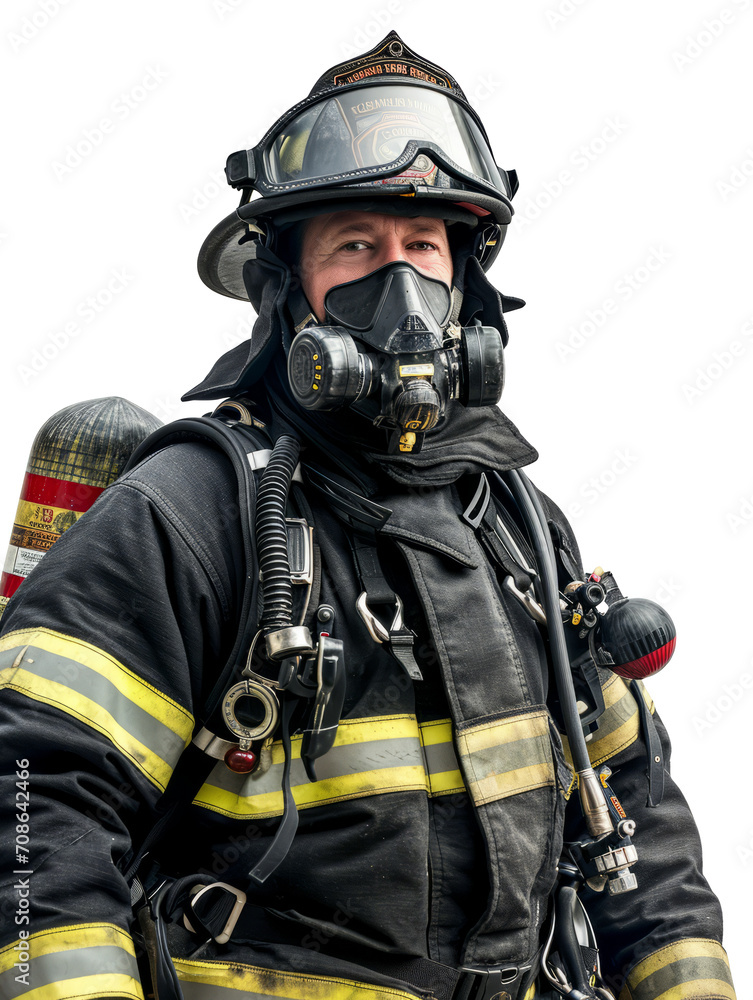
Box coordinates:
[540,491,736,1000]
[0,443,243,1000]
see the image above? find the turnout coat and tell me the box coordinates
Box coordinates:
[0,408,735,1000]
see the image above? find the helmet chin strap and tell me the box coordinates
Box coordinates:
[287,283,319,335]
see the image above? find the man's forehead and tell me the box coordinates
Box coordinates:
[309,211,447,240]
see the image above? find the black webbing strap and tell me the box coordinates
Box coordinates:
[351,535,395,605]
[631,679,665,807]
[248,693,300,884]
[120,416,266,884]
[478,503,535,595]
[461,473,537,597]
[348,530,423,682]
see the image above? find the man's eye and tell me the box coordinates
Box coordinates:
[340,240,371,252]
[409,241,437,251]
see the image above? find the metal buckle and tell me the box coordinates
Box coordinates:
[183,882,247,945]
[355,591,405,644]
[502,575,547,626]
[455,963,532,1000]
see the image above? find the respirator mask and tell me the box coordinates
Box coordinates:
[286,261,504,454]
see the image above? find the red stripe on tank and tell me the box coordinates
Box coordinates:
[1,572,25,599]
[21,472,104,511]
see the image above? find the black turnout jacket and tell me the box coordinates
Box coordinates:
[0,409,735,1000]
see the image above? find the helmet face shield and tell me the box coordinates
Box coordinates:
[259,83,507,198]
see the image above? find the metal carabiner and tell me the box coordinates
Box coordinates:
[355,591,405,644]
[503,575,547,626]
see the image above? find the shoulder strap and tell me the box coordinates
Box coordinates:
[120,414,271,881]
[124,414,272,719]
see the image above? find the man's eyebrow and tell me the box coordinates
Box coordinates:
[324,221,380,240]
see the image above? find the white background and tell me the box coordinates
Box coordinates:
[1,0,750,985]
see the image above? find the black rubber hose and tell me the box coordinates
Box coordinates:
[256,434,301,634]
[555,886,593,994]
[502,469,592,774]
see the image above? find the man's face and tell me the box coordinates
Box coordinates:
[300,210,453,321]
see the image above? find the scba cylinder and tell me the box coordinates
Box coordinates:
[1,397,161,618]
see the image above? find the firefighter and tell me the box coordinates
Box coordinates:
[0,32,735,1000]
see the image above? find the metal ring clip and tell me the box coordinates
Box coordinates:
[222,679,280,742]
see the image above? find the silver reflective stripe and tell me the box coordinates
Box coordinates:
[208,735,423,796]
[0,944,139,999]
[456,710,555,805]
[3,645,186,772]
[469,734,550,783]
[195,716,429,818]
[631,956,735,1000]
[423,740,459,777]
[0,631,192,790]
[624,939,736,1000]
[195,716,469,818]
[562,674,644,768]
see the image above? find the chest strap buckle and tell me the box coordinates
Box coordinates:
[355,592,423,681]
[453,962,533,1000]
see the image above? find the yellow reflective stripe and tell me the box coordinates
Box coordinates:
[174,956,418,1000]
[198,709,561,818]
[619,938,736,1000]
[425,767,465,795]
[195,715,428,819]
[418,718,451,748]
[0,922,142,1000]
[18,973,141,1000]
[0,628,193,791]
[197,765,427,818]
[419,719,464,796]
[294,715,418,750]
[456,710,554,805]
[562,673,643,768]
